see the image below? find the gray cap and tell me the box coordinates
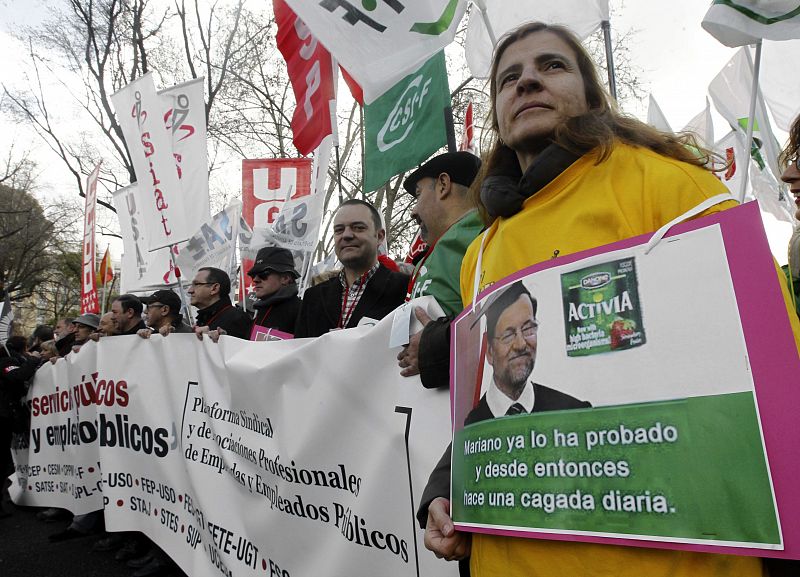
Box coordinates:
[73,313,100,330]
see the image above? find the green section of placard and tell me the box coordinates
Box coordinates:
[561,257,646,356]
[452,392,779,545]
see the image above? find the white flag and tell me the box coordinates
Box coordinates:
[285,0,467,103]
[111,183,179,293]
[159,77,211,229]
[702,0,800,47]
[111,73,191,250]
[681,98,714,149]
[760,39,800,131]
[647,94,673,133]
[175,201,242,280]
[464,0,610,78]
[709,48,783,181]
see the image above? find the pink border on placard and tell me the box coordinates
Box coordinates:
[449,201,800,559]
[250,325,294,341]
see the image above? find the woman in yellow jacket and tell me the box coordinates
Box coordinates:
[421,21,798,577]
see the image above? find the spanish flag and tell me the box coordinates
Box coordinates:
[97,247,114,287]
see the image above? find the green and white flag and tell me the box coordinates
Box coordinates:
[285,0,466,103]
[363,51,449,193]
[702,0,800,47]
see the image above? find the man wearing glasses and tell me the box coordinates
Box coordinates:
[467,281,590,424]
[188,267,251,339]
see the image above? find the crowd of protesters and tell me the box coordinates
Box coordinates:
[2,20,800,577]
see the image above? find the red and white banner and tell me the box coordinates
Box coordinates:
[241,158,313,296]
[159,77,211,228]
[274,0,335,156]
[80,162,102,314]
[111,73,191,250]
[404,229,428,264]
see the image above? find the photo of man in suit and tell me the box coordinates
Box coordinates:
[467,281,590,425]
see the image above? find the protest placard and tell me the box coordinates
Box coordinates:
[450,202,800,558]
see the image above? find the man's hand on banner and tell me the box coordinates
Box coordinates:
[195,326,226,343]
[159,326,174,337]
[424,497,471,561]
[397,307,433,377]
[138,328,153,339]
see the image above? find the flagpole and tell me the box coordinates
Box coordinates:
[474,0,497,46]
[168,246,194,329]
[740,41,762,204]
[100,247,109,315]
[601,20,617,101]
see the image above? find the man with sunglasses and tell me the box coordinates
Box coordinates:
[188,267,251,339]
[139,290,192,337]
[247,247,302,336]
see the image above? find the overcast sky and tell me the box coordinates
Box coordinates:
[0,0,794,260]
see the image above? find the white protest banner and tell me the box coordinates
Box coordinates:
[112,183,178,293]
[80,162,102,314]
[111,73,191,250]
[465,0,609,78]
[702,0,800,47]
[159,77,211,229]
[285,0,467,103]
[10,299,457,577]
[449,202,800,558]
[176,200,242,280]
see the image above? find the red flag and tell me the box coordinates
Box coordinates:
[96,246,114,287]
[340,66,363,106]
[274,0,335,156]
[459,101,475,154]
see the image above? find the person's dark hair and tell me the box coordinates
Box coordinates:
[6,335,28,354]
[473,21,719,225]
[199,267,231,298]
[780,114,800,169]
[114,294,143,317]
[33,324,54,342]
[337,199,383,231]
[485,282,538,341]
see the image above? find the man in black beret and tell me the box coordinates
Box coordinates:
[397,151,484,385]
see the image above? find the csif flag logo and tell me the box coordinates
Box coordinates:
[377,73,433,152]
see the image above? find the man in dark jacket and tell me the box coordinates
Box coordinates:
[294,200,408,338]
[188,267,251,339]
[248,247,302,336]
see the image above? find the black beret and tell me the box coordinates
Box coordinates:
[403,151,481,196]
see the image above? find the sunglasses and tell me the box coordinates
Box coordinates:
[249,271,274,280]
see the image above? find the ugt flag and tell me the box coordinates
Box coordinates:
[285,0,466,103]
[363,51,450,192]
[702,0,800,47]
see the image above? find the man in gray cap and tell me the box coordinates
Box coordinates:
[397,151,483,384]
[72,313,100,351]
[247,247,302,336]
